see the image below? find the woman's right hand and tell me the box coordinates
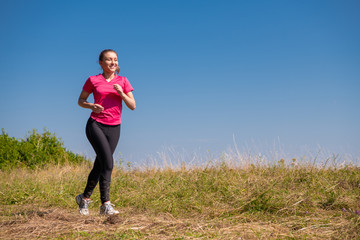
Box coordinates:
[91,104,104,113]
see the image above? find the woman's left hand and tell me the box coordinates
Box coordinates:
[113,83,136,110]
[113,84,123,94]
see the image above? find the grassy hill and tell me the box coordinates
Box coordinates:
[0,130,359,239]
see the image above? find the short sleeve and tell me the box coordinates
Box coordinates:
[123,77,134,94]
[82,77,94,94]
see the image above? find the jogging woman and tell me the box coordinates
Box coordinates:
[76,49,135,215]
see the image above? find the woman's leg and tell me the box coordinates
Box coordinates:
[82,156,101,199]
[99,124,120,203]
[83,118,120,203]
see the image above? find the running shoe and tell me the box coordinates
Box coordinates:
[100,202,119,215]
[75,194,92,216]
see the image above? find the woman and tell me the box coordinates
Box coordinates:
[76,49,135,215]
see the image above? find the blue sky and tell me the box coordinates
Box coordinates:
[1,0,359,165]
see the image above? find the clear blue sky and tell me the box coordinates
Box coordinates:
[1,0,359,165]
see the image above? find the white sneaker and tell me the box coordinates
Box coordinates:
[100,202,119,215]
[76,194,92,216]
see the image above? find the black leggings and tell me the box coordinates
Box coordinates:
[83,118,120,203]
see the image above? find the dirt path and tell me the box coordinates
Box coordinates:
[0,205,347,239]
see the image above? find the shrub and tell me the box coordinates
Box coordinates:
[0,128,88,170]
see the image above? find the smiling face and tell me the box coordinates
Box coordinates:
[99,51,118,74]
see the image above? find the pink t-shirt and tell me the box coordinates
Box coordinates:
[82,74,134,125]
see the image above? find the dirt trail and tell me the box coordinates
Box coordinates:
[0,205,341,239]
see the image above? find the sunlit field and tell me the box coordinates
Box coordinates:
[0,130,359,239]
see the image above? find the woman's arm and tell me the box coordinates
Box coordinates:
[78,90,104,113]
[113,84,136,110]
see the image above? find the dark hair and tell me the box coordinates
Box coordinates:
[99,49,120,74]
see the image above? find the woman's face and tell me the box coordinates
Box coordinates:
[99,51,118,74]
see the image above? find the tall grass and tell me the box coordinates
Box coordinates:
[1,157,359,233]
